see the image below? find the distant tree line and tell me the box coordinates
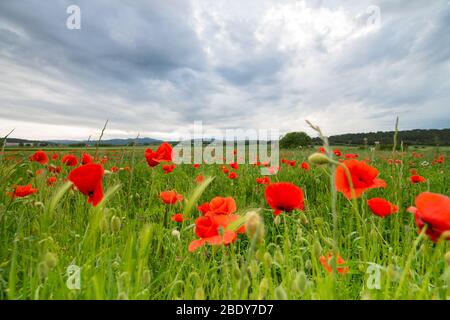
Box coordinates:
[312,129,450,146]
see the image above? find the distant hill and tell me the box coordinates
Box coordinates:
[1,137,162,147]
[313,129,450,146]
[49,137,162,146]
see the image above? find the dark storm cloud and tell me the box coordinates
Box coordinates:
[0,0,449,140]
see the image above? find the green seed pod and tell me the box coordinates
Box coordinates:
[111,215,121,233]
[38,261,49,279]
[142,269,151,286]
[313,240,322,257]
[249,260,259,277]
[275,285,288,300]
[195,287,205,300]
[295,271,307,294]
[99,217,109,233]
[44,252,57,269]
[245,211,265,244]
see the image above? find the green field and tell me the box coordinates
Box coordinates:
[0,145,449,300]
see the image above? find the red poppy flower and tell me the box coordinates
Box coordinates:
[410,175,426,184]
[319,253,349,274]
[188,214,245,252]
[81,153,94,165]
[198,196,237,217]
[8,184,38,198]
[35,169,44,176]
[410,169,418,175]
[171,213,186,223]
[47,176,57,186]
[48,165,62,174]
[162,163,176,174]
[335,160,386,200]
[160,190,183,205]
[319,147,326,154]
[345,153,359,159]
[195,174,205,184]
[29,150,48,165]
[265,182,305,216]
[230,162,239,170]
[62,154,78,166]
[222,166,229,174]
[193,164,201,169]
[256,177,271,185]
[51,153,60,160]
[333,149,342,157]
[407,192,450,242]
[110,166,119,173]
[228,172,238,179]
[367,198,398,218]
[122,166,131,172]
[289,160,296,167]
[145,142,173,167]
[68,163,104,207]
[300,162,310,171]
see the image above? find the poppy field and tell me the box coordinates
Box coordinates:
[0,143,449,300]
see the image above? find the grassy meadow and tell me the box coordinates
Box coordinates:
[0,144,449,300]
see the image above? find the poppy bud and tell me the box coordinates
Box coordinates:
[143,269,151,286]
[245,211,265,244]
[313,240,322,257]
[258,277,269,300]
[195,287,205,300]
[308,153,330,165]
[99,217,109,233]
[445,251,450,266]
[38,261,49,279]
[275,285,288,300]
[44,252,57,269]
[111,215,121,232]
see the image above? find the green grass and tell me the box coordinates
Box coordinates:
[0,146,449,300]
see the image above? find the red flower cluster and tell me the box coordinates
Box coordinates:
[68,163,104,206]
[335,160,386,200]
[189,196,245,252]
[145,142,173,167]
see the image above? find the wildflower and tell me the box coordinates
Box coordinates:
[265,182,305,216]
[256,177,270,185]
[319,253,349,274]
[47,176,57,186]
[345,153,359,159]
[198,196,237,216]
[300,162,310,171]
[61,154,78,166]
[333,149,342,157]
[162,163,176,174]
[81,153,94,165]
[145,142,173,167]
[68,163,104,206]
[195,174,205,184]
[367,198,398,218]
[188,214,245,252]
[160,190,183,205]
[171,213,186,223]
[228,172,238,179]
[230,162,239,170]
[410,175,426,184]
[29,150,48,165]
[407,192,450,242]
[335,160,386,200]
[8,184,38,198]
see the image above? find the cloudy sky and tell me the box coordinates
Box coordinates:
[0,0,449,141]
